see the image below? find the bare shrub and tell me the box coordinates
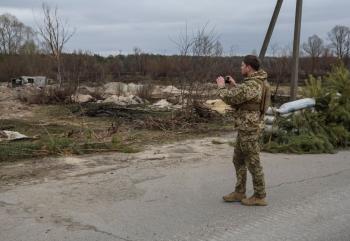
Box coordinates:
[176,81,213,118]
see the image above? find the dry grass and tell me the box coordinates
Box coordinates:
[0,104,233,162]
[136,83,154,100]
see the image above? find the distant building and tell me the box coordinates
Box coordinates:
[11,76,49,88]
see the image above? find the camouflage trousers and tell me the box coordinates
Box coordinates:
[232,130,266,198]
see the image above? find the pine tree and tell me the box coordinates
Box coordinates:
[263,63,350,153]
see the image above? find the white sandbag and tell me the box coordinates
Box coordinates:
[264,115,276,124]
[280,110,301,118]
[265,106,276,115]
[280,112,293,118]
[265,106,278,116]
[277,98,315,114]
[264,124,278,133]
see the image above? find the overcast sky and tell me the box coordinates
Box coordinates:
[1,0,349,56]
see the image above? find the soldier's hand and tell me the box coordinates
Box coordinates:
[225,76,237,87]
[216,76,225,88]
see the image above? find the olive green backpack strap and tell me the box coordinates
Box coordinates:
[254,79,271,117]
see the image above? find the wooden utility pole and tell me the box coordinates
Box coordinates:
[290,0,303,100]
[259,0,303,100]
[259,0,284,62]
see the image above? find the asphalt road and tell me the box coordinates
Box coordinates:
[1,137,350,241]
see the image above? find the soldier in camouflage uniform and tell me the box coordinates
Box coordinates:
[216,55,268,206]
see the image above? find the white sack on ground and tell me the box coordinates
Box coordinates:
[277,98,315,114]
[0,131,29,141]
[265,107,276,115]
[264,125,278,133]
[264,115,276,125]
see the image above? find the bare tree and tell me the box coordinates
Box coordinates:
[37,3,75,87]
[213,40,223,57]
[192,23,220,57]
[228,44,239,57]
[0,13,35,54]
[171,23,193,56]
[328,25,350,59]
[346,34,350,62]
[133,46,146,75]
[269,43,281,57]
[303,34,324,73]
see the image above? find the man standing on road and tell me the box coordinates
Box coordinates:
[216,55,269,206]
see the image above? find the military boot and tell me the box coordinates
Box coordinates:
[222,192,246,202]
[241,195,267,206]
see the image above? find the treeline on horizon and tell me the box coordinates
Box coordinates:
[0,10,349,88]
[0,53,341,86]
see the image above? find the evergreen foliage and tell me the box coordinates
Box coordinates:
[263,63,350,154]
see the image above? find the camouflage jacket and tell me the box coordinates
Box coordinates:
[217,70,268,132]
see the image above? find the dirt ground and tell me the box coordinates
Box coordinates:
[0,83,232,187]
[0,134,235,189]
[0,84,40,119]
